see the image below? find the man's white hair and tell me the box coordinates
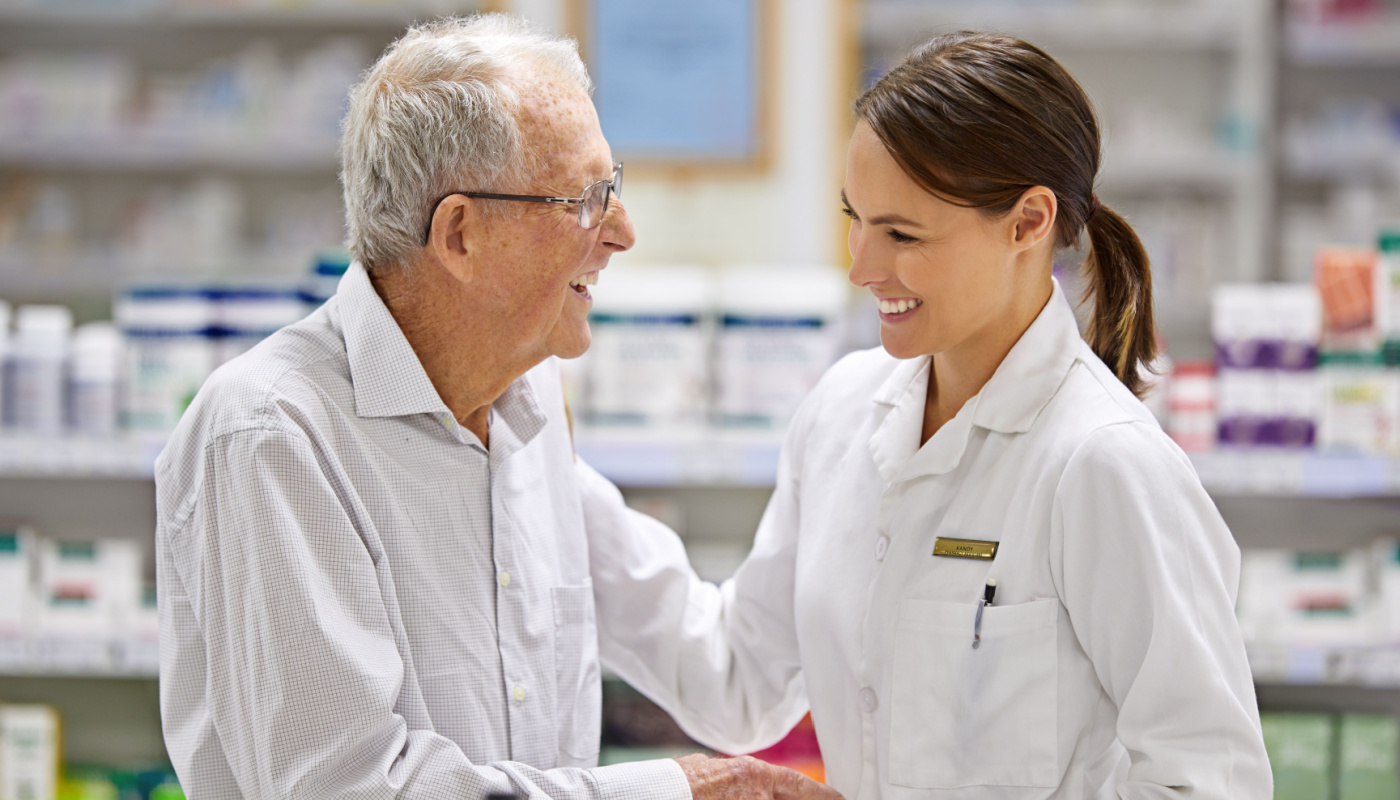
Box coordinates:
[340,14,592,271]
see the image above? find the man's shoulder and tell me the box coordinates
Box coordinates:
[154,305,353,520]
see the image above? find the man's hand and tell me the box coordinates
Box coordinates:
[675,754,844,800]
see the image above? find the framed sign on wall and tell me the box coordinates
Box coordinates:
[569,0,774,173]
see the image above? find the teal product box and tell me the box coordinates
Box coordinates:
[1339,714,1399,800]
[1261,712,1334,800]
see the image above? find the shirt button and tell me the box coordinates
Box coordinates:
[859,687,878,713]
[513,685,526,703]
[874,536,890,562]
[498,571,511,588]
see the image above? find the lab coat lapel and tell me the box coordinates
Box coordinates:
[867,356,931,484]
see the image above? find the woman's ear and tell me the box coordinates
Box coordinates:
[1009,186,1058,252]
[426,195,480,284]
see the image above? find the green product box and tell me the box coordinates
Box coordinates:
[1261,712,1334,800]
[1339,714,1399,800]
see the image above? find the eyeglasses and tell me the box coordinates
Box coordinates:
[424,162,623,245]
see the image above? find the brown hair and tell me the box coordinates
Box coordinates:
[853,32,1156,397]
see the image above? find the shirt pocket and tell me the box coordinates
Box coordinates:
[889,597,1060,789]
[552,583,601,766]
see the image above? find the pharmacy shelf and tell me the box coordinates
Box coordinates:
[7,433,1400,496]
[0,636,158,679]
[0,137,339,174]
[0,435,165,480]
[0,247,311,296]
[1287,16,1400,66]
[1189,450,1400,498]
[574,428,784,488]
[1250,643,1400,690]
[1099,149,1254,194]
[1285,148,1400,183]
[0,1,468,29]
[863,1,1244,53]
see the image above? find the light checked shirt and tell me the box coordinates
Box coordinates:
[155,262,691,800]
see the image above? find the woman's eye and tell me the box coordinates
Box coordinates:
[887,229,917,244]
[840,206,856,220]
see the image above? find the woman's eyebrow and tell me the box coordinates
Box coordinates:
[840,190,922,228]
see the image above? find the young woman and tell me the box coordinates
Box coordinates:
[580,32,1271,799]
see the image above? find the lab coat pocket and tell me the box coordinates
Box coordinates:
[552,583,602,766]
[889,597,1059,789]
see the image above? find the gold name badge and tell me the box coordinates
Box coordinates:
[933,537,999,560]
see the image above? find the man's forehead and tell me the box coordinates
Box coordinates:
[513,67,609,181]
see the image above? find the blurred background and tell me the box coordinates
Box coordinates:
[1,0,1399,797]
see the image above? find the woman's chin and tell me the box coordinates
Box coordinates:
[879,329,932,361]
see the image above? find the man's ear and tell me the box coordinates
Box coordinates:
[426,194,480,284]
[1008,186,1057,253]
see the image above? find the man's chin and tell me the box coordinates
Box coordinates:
[550,325,592,361]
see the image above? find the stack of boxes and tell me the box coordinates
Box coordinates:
[1169,231,1400,457]
[0,522,154,675]
[1263,712,1399,800]
[569,263,851,433]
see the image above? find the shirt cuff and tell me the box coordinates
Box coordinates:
[590,758,692,800]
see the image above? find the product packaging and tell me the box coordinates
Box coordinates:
[1212,284,1321,447]
[1339,714,1400,799]
[0,704,60,800]
[1260,712,1334,800]
[715,265,848,429]
[214,280,306,367]
[67,323,123,438]
[1316,246,1380,353]
[1377,231,1400,356]
[116,284,216,433]
[0,524,34,670]
[5,305,72,435]
[1237,549,1370,647]
[35,538,141,671]
[1165,361,1216,452]
[300,249,352,309]
[585,265,712,429]
[1319,352,1394,454]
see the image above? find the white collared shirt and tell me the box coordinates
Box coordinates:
[581,281,1272,799]
[156,263,689,800]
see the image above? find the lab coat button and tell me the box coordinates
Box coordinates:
[498,571,511,588]
[859,687,878,713]
[874,536,889,562]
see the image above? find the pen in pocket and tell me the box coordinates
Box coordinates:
[972,579,996,649]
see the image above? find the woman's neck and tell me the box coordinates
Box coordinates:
[920,277,1055,446]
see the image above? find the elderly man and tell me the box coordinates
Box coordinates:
[155,14,839,800]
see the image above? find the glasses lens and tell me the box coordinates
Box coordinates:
[612,163,623,199]
[580,180,608,229]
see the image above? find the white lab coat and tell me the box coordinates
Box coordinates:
[579,281,1272,799]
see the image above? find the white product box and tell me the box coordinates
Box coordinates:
[35,538,142,669]
[586,265,712,429]
[0,704,60,800]
[1238,548,1372,647]
[1319,357,1395,455]
[715,265,848,429]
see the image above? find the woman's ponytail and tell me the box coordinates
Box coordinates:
[1082,201,1157,398]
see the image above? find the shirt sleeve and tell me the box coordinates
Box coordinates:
[1051,421,1273,799]
[161,424,692,800]
[578,415,812,757]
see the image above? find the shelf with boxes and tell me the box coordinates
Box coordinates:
[0,0,451,29]
[1287,12,1400,66]
[862,0,1247,53]
[0,525,159,680]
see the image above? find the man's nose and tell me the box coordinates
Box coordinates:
[599,199,636,252]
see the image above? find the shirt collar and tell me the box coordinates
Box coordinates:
[970,278,1083,435]
[338,262,453,419]
[866,278,1083,482]
[335,263,547,451]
